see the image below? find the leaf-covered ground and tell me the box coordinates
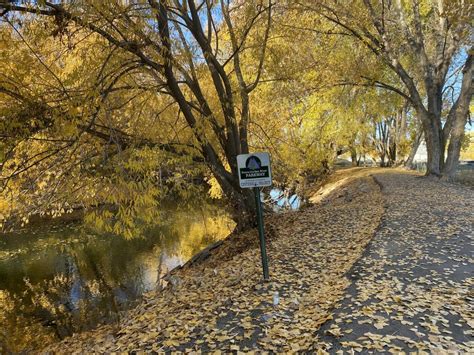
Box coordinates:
[319,172,474,353]
[44,171,384,353]
[42,169,473,353]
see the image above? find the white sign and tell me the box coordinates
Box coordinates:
[237,152,272,188]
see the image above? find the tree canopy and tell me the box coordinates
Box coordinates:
[0,0,472,233]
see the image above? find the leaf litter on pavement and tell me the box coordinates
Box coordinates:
[44,170,385,353]
[43,169,473,353]
[318,171,473,353]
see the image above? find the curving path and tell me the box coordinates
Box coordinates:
[42,170,473,353]
[317,172,474,353]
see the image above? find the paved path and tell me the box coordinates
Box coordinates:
[42,171,474,353]
[318,173,474,353]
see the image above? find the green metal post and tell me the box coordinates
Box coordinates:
[254,186,269,280]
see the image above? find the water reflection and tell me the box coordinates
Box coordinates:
[0,201,234,352]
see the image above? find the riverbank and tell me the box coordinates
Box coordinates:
[38,167,474,352]
[0,199,235,353]
[44,168,386,352]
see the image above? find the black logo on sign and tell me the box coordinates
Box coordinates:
[240,156,269,179]
[246,156,262,170]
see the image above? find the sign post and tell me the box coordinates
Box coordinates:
[237,152,272,281]
[253,186,269,280]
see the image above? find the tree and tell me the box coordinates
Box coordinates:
[369,99,411,167]
[0,18,201,235]
[1,0,273,228]
[296,0,473,178]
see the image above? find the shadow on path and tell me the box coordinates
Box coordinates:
[317,172,473,353]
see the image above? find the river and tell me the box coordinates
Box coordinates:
[0,200,234,352]
[0,188,300,352]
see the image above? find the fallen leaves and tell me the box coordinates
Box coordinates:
[41,170,472,353]
[318,171,474,353]
[42,172,385,352]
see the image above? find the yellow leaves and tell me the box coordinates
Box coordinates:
[319,171,474,353]
[373,320,387,330]
[0,197,10,225]
[340,340,363,348]
[392,295,402,303]
[39,172,384,353]
[361,306,374,316]
[326,325,342,337]
[36,180,48,190]
[420,322,440,334]
[207,175,223,199]
[162,339,180,347]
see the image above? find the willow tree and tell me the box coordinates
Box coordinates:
[1,0,272,227]
[296,0,473,178]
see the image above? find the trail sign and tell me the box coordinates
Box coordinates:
[237,152,272,280]
[237,152,272,188]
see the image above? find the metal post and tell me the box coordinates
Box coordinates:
[254,186,269,280]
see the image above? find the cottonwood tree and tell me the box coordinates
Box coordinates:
[370,100,411,167]
[296,0,473,178]
[1,0,273,228]
[0,20,201,235]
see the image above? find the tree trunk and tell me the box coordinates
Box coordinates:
[442,53,473,179]
[405,130,422,169]
[388,142,397,166]
[443,121,465,179]
[421,114,442,176]
[350,147,358,167]
[228,188,257,231]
